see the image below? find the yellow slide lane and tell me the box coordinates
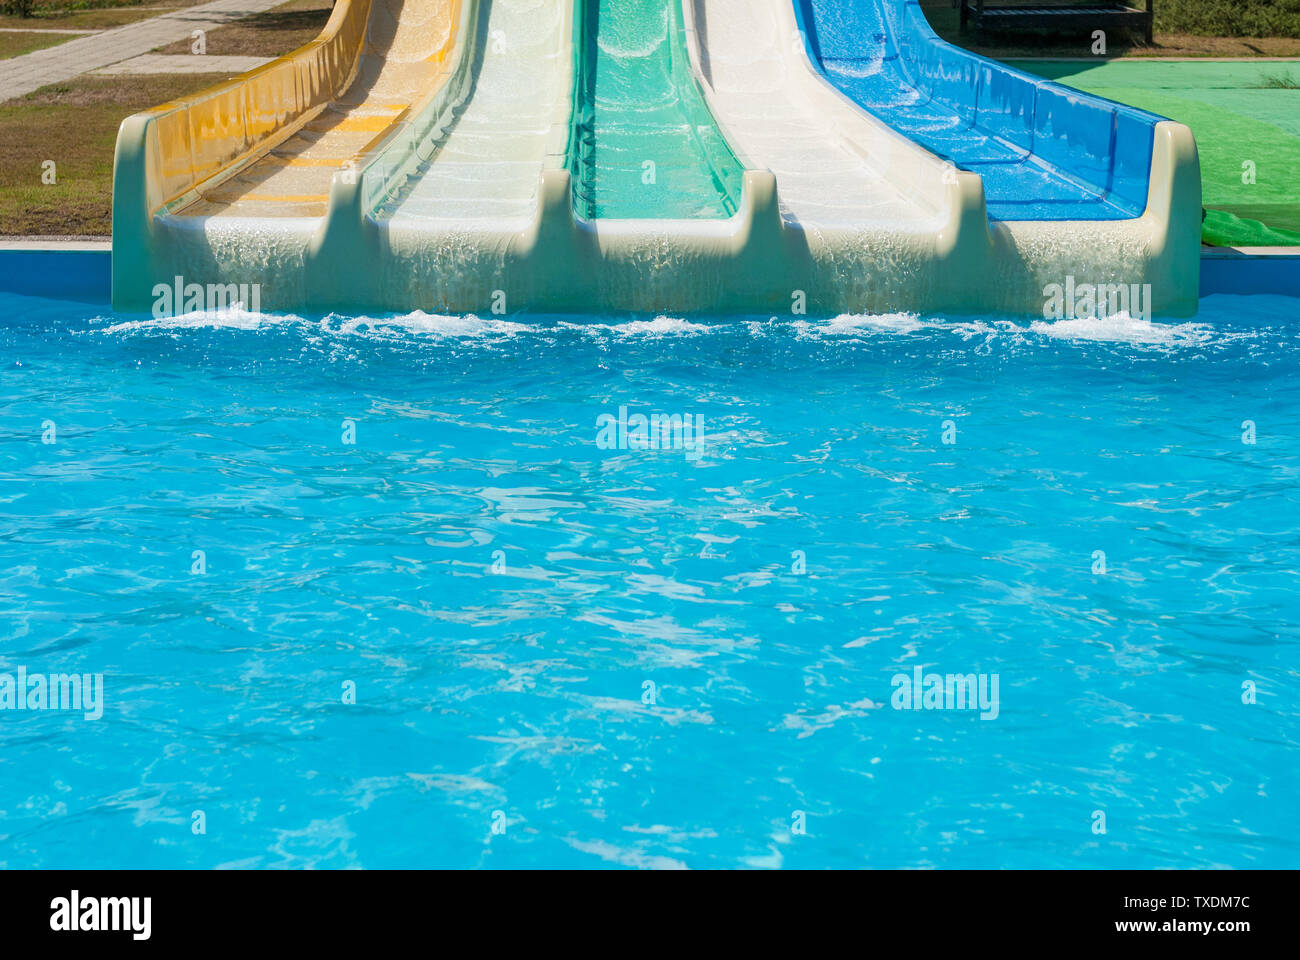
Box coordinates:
[179,0,459,219]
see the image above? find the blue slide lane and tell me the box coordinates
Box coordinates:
[796,0,1163,221]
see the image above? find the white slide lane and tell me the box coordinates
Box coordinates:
[382,0,567,226]
[686,0,940,228]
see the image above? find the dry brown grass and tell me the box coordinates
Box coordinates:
[0,73,233,235]
[0,29,71,58]
[0,5,200,31]
[153,0,332,57]
[0,0,337,236]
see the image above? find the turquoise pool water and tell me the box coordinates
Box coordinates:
[570,0,742,219]
[2,291,1297,868]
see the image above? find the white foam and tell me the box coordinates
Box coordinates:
[98,307,535,340]
[564,315,713,337]
[1030,312,1217,347]
[93,305,1241,354]
[325,311,533,338]
[796,312,925,337]
[98,303,293,334]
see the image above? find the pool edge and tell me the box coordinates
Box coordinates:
[0,242,1295,307]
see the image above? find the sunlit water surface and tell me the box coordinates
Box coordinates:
[1,292,1297,868]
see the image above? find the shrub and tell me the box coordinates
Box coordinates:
[1155,0,1300,37]
[2,0,39,17]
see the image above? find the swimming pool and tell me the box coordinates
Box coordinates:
[2,288,1297,868]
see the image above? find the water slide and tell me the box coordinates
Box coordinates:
[360,0,574,310]
[183,0,459,220]
[112,0,1203,316]
[339,0,969,313]
[685,0,950,229]
[568,0,741,220]
[798,0,1153,221]
[113,0,475,307]
[379,0,568,227]
[328,0,781,313]
[679,0,1202,313]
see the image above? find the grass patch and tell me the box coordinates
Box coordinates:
[0,7,185,30]
[0,29,71,58]
[0,0,335,236]
[1156,0,1300,37]
[153,0,332,57]
[0,73,232,235]
[1255,69,1300,87]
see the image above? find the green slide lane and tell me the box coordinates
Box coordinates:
[569,0,744,219]
[1007,60,1300,246]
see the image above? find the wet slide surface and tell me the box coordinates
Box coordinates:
[572,0,742,220]
[690,0,931,227]
[799,0,1149,221]
[1009,59,1300,245]
[384,0,567,226]
[180,0,457,219]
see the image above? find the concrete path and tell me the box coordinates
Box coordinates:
[0,0,284,102]
[0,27,98,34]
[0,239,112,250]
[92,53,273,75]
